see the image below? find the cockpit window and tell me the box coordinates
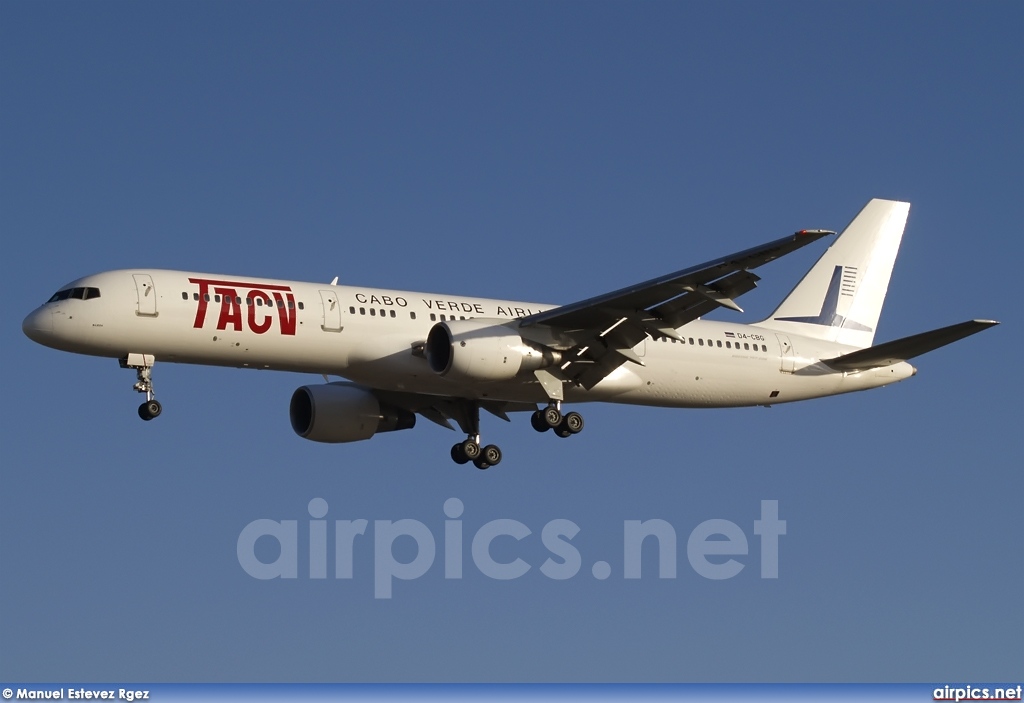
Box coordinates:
[47,287,100,303]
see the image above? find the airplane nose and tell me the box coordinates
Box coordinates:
[22,307,53,343]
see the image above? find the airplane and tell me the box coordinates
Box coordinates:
[22,199,997,469]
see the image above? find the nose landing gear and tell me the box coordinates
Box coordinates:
[121,353,162,421]
[138,398,162,421]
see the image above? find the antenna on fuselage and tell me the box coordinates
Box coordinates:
[330,276,338,286]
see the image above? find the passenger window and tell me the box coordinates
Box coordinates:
[359,307,365,315]
[744,343,749,350]
[725,341,731,349]
[410,312,416,320]
[699,339,704,346]
[430,313,436,321]
[193,293,199,301]
[688,338,694,345]
[288,301,294,309]
[370,308,376,316]
[246,297,253,306]
[215,295,221,303]
[379,309,384,317]
[181,292,188,300]
[390,310,396,318]
[762,344,767,352]
[349,306,355,314]
[298,302,304,310]
[204,294,211,302]
[716,340,722,348]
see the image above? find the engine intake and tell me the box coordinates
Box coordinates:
[425,318,561,383]
[290,383,415,443]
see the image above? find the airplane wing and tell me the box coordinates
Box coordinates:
[372,389,538,433]
[519,229,834,389]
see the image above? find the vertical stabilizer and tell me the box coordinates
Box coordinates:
[758,199,910,349]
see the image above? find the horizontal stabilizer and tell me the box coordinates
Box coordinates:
[823,319,999,371]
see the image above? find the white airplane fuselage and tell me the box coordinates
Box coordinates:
[22,268,914,410]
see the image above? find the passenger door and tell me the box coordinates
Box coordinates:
[133,274,158,317]
[319,290,343,332]
[776,334,795,373]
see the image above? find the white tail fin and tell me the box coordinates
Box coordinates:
[758,199,910,349]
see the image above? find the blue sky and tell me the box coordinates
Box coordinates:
[1,0,1021,683]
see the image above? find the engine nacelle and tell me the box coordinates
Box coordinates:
[289,383,415,443]
[425,318,561,383]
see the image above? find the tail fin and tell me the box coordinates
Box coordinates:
[758,198,910,349]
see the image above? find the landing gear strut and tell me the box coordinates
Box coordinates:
[531,402,584,438]
[448,402,502,470]
[121,353,161,421]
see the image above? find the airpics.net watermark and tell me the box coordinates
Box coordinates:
[237,498,786,599]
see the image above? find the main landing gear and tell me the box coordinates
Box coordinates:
[450,438,503,470]
[447,400,585,469]
[530,403,584,438]
[121,353,162,421]
[448,401,503,470]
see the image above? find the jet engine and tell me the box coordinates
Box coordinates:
[425,318,561,383]
[289,383,415,443]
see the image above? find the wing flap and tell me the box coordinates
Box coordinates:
[372,390,537,433]
[650,270,761,330]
